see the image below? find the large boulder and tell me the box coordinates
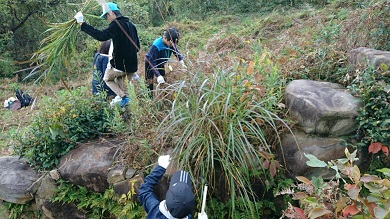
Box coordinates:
[42,201,87,219]
[279,132,347,179]
[57,141,120,192]
[348,47,390,71]
[0,156,39,204]
[285,79,361,136]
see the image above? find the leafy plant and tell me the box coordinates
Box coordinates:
[348,64,390,151]
[156,50,292,217]
[15,87,114,170]
[53,179,145,219]
[5,202,39,219]
[280,148,390,219]
[206,197,275,219]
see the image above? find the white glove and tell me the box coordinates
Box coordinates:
[133,73,141,82]
[74,12,84,23]
[158,155,171,169]
[168,64,173,71]
[198,213,208,219]
[180,60,187,69]
[157,75,165,84]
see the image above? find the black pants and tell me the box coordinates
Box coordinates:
[145,61,165,97]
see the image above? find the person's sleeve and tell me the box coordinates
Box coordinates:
[146,46,161,77]
[172,45,183,61]
[137,165,166,214]
[134,26,140,52]
[80,23,113,41]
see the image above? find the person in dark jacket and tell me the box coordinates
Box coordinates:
[138,155,206,219]
[145,28,187,97]
[74,2,140,107]
[92,40,116,98]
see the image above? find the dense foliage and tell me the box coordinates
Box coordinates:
[15,87,120,170]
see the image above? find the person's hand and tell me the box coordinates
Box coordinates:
[180,60,187,69]
[158,155,171,169]
[157,75,165,84]
[198,213,208,219]
[74,12,84,23]
[133,73,141,82]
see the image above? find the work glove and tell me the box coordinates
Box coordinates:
[157,75,165,84]
[168,64,173,72]
[198,213,208,219]
[158,155,171,169]
[133,73,141,82]
[180,60,187,69]
[74,12,84,23]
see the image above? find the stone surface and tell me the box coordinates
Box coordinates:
[57,141,119,192]
[0,156,39,204]
[348,47,390,71]
[279,132,347,179]
[107,165,126,184]
[114,175,144,201]
[43,201,87,219]
[35,174,57,216]
[285,79,361,136]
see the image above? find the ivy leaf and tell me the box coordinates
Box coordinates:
[304,153,327,167]
[343,204,360,217]
[381,146,389,156]
[374,206,388,219]
[376,168,390,177]
[296,176,312,185]
[308,207,332,219]
[294,207,307,219]
[347,187,361,200]
[335,197,349,214]
[368,142,382,154]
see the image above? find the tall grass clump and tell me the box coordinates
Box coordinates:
[157,49,292,217]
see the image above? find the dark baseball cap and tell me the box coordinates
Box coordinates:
[165,170,195,218]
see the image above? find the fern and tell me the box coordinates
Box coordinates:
[52,179,145,218]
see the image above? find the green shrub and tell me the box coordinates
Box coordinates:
[15,87,114,170]
[348,65,390,150]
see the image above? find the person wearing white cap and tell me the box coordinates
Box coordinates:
[138,155,208,219]
[74,2,140,107]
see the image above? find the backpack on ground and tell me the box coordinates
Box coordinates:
[15,89,33,107]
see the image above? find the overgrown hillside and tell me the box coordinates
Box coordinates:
[0,0,389,218]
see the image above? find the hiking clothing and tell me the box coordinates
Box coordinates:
[137,165,194,219]
[92,52,115,96]
[145,37,183,78]
[81,16,140,74]
[103,68,134,98]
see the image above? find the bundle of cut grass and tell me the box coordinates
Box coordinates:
[28,0,100,81]
[29,18,79,80]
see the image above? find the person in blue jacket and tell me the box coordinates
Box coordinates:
[145,28,187,97]
[138,155,205,219]
[92,40,116,98]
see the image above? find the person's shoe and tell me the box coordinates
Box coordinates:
[120,97,130,107]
